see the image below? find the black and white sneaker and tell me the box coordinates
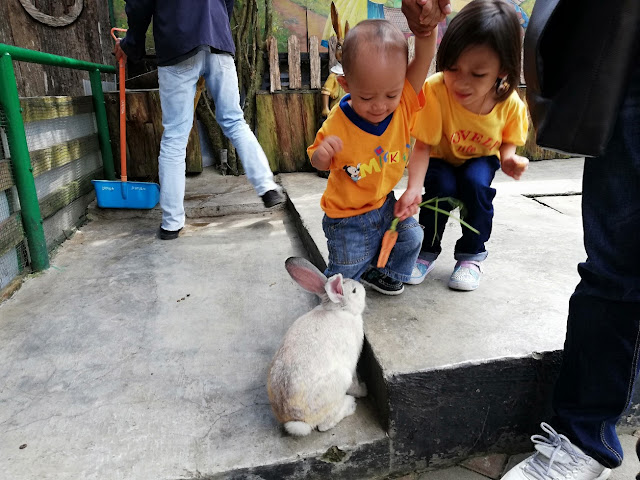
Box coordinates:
[360,268,404,296]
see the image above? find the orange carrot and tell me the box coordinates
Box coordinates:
[377,218,399,268]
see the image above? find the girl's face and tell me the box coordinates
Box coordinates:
[338,50,406,125]
[443,44,505,114]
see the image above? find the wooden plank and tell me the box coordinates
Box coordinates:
[309,36,321,90]
[3,0,112,96]
[407,36,415,63]
[0,160,14,193]
[21,96,94,123]
[30,133,99,178]
[288,35,302,90]
[268,36,281,93]
[256,91,320,172]
[38,168,101,220]
[0,213,24,260]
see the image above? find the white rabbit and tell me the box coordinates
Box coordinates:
[267,257,368,436]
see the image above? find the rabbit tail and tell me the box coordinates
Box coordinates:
[284,421,313,436]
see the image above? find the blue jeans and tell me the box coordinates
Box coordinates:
[322,193,424,282]
[157,50,278,231]
[418,156,500,263]
[550,61,640,468]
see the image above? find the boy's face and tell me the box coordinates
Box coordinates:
[442,44,504,114]
[338,51,406,125]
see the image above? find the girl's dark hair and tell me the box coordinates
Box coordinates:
[436,0,522,102]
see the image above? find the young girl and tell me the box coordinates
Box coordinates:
[395,0,529,292]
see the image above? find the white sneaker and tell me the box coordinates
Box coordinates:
[448,260,482,291]
[502,423,612,480]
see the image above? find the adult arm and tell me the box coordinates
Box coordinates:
[119,0,155,62]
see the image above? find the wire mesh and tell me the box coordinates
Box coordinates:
[21,95,101,238]
[0,106,30,290]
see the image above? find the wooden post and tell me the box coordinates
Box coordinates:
[408,36,415,63]
[268,36,281,93]
[309,36,321,90]
[288,35,301,90]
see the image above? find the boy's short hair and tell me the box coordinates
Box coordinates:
[342,20,408,75]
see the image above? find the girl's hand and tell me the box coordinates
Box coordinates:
[312,135,343,171]
[394,187,422,221]
[501,154,529,180]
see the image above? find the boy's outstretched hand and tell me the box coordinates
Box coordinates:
[501,154,529,180]
[394,187,422,221]
[311,135,343,171]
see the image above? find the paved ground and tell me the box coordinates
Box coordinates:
[1,158,639,479]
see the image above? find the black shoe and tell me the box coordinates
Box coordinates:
[159,226,182,240]
[360,268,404,296]
[261,189,285,208]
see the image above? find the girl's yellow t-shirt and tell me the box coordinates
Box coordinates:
[412,72,528,166]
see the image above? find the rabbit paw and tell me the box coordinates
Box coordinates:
[317,395,356,432]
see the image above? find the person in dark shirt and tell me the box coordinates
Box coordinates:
[115,0,284,240]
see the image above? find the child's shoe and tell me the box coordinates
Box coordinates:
[405,259,435,285]
[360,268,404,296]
[448,260,483,291]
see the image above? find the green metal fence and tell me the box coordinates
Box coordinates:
[0,44,116,278]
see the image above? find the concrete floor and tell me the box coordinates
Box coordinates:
[2,158,639,479]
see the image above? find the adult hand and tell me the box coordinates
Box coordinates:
[402,0,452,37]
[113,39,127,63]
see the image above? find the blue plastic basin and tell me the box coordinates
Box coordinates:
[92,180,160,209]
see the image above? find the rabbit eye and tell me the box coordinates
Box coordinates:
[352,287,356,294]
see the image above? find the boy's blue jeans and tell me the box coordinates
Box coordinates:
[418,156,500,263]
[550,61,640,468]
[157,50,278,231]
[322,193,424,282]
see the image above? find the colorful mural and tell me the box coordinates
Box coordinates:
[274,0,535,51]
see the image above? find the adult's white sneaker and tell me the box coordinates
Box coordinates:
[501,423,612,480]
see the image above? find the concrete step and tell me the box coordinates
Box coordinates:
[280,158,640,474]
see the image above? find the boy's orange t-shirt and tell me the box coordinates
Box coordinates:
[411,72,528,166]
[307,79,423,219]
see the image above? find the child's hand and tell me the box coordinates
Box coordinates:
[501,154,529,180]
[312,135,343,171]
[402,0,450,37]
[394,187,422,221]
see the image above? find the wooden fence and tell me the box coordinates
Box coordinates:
[256,34,559,173]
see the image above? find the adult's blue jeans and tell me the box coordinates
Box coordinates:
[551,61,640,468]
[322,193,424,282]
[157,50,278,231]
[418,155,500,263]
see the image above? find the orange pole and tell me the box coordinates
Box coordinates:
[111,28,128,182]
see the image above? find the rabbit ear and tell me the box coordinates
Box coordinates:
[325,274,345,303]
[285,257,328,297]
[331,2,342,41]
